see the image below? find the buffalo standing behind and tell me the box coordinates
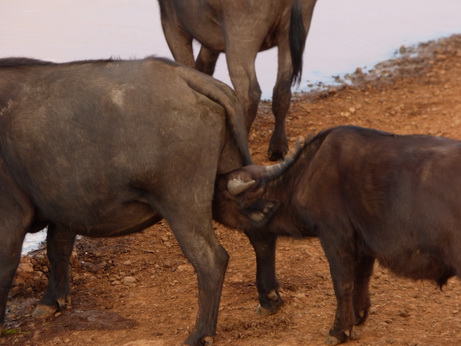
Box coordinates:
[158,0,318,160]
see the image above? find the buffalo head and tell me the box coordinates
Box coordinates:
[213,163,286,231]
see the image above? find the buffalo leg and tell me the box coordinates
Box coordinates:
[158,3,195,68]
[33,224,76,318]
[269,0,317,161]
[225,52,261,134]
[0,210,28,329]
[164,212,228,346]
[270,39,292,161]
[320,236,357,345]
[0,178,32,330]
[353,255,375,325]
[223,26,264,135]
[245,231,283,314]
[195,47,220,76]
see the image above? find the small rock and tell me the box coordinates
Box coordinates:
[17,260,34,273]
[33,331,41,340]
[399,310,410,318]
[123,276,137,285]
[176,264,190,272]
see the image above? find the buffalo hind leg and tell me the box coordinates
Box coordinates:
[33,225,76,318]
[245,231,283,315]
[269,40,292,161]
[320,236,357,345]
[196,46,220,76]
[0,224,26,331]
[353,255,375,325]
[167,215,229,346]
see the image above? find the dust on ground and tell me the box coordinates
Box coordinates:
[3,34,461,345]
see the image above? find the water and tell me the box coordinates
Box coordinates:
[1,0,460,253]
[22,229,47,255]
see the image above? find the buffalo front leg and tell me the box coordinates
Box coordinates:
[33,225,76,318]
[158,2,195,68]
[167,216,229,346]
[225,38,262,135]
[245,231,283,315]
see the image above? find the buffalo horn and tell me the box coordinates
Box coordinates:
[264,162,287,179]
[227,178,256,195]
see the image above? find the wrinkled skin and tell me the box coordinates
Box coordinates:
[214,125,461,344]
[0,57,251,346]
[158,0,317,160]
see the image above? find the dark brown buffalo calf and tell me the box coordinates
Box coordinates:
[214,125,461,344]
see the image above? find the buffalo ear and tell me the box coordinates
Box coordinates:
[243,199,280,227]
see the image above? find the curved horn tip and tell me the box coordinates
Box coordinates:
[227,178,256,195]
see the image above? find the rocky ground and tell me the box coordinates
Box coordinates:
[2,34,461,345]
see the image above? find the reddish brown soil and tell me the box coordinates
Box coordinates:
[3,34,461,346]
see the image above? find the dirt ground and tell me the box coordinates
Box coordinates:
[3,34,461,345]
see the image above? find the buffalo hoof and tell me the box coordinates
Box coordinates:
[184,335,213,346]
[256,289,284,316]
[32,304,58,319]
[355,309,369,325]
[324,329,359,345]
[268,149,286,162]
[268,137,289,161]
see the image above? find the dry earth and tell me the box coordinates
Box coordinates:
[3,34,461,345]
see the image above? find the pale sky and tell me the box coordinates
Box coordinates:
[2,0,461,98]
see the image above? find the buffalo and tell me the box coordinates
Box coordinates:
[213,125,461,344]
[158,0,318,160]
[0,56,252,345]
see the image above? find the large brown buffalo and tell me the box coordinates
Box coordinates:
[0,57,252,345]
[214,125,461,344]
[158,0,318,160]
